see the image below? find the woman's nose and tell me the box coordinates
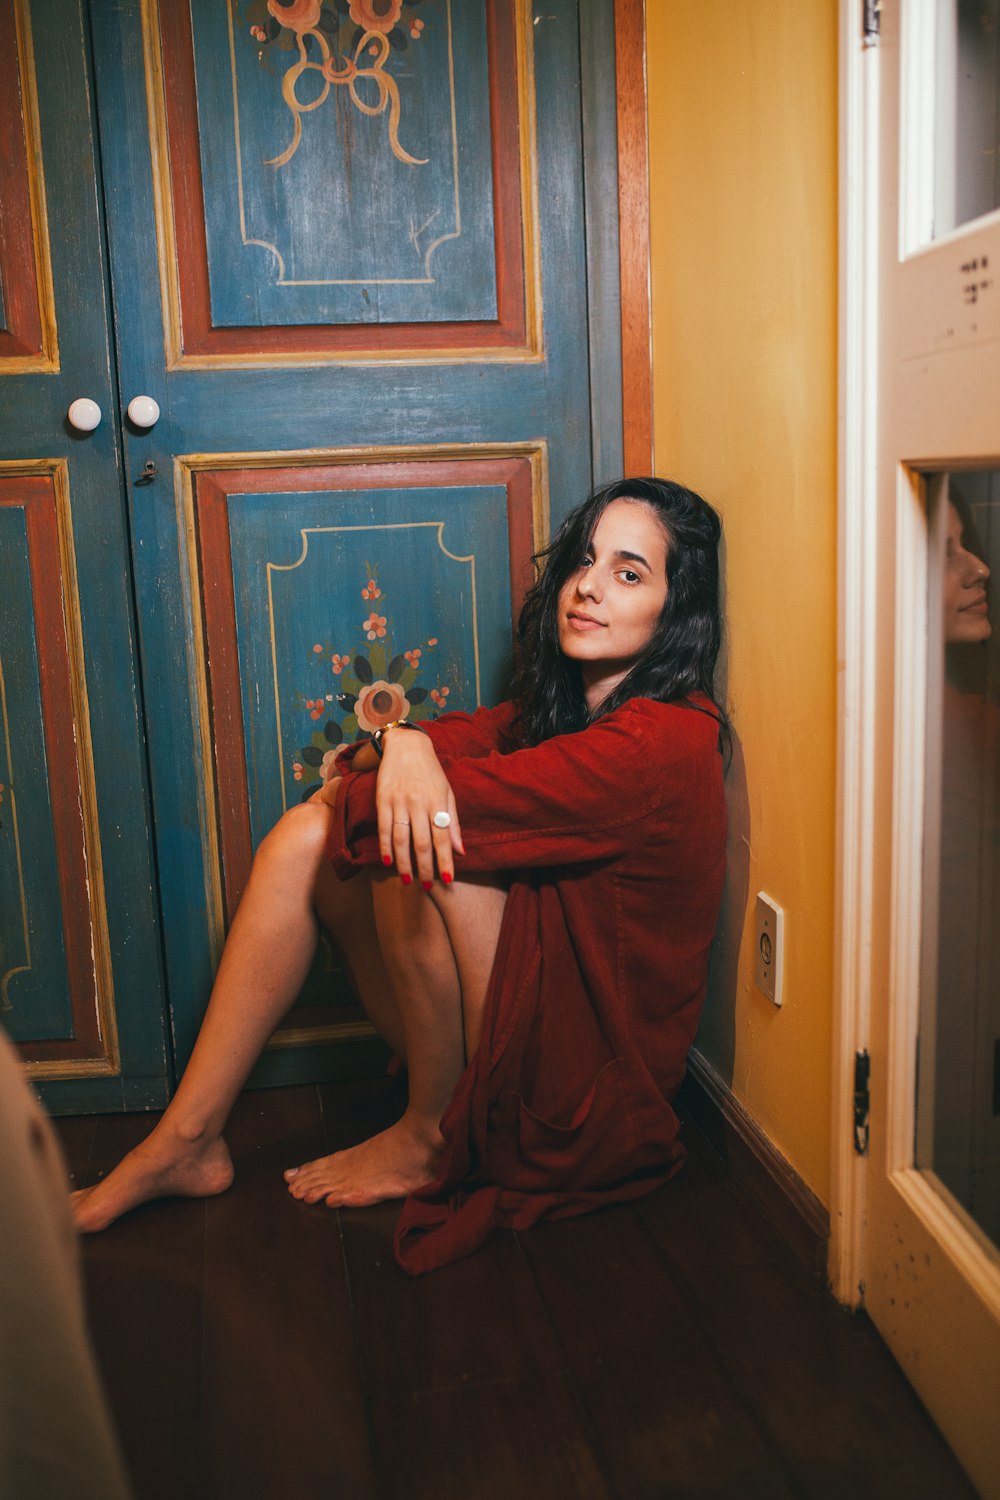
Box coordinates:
[961,547,990,583]
[578,570,602,600]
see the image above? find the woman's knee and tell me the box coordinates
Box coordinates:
[255,800,333,876]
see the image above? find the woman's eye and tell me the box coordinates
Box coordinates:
[619,569,641,585]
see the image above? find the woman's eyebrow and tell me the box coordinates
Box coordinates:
[611,549,650,569]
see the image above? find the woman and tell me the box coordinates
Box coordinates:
[934,492,997,1227]
[73,478,729,1272]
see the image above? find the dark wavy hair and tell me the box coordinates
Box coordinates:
[510,477,730,754]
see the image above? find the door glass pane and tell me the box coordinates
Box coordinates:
[917,472,1000,1250]
[933,0,1000,239]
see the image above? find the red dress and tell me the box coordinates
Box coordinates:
[326,696,727,1273]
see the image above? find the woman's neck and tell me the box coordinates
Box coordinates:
[582,665,629,715]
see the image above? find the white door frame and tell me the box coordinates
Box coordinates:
[830,0,880,1309]
[833,2,1000,1490]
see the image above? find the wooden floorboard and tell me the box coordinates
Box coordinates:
[76,1113,207,1500]
[58,1082,978,1500]
[640,1125,978,1500]
[200,1086,377,1500]
[518,1203,799,1499]
[370,1375,611,1500]
[342,1204,566,1397]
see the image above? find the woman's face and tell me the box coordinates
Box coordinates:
[943,501,991,644]
[558,497,670,708]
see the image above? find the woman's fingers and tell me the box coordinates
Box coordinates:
[447,789,465,857]
[390,816,414,884]
[430,819,454,885]
[409,813,438,889]
[376,788,398,871]
[374,761,462,887]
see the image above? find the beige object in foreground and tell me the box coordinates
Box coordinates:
[0,1029,132,1500]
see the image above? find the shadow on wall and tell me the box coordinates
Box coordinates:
[697,529,751,1086]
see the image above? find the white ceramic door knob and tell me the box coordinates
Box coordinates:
[127,395,160,428]
[67,397,102,431]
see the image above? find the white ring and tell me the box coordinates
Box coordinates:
[433,810,452,829]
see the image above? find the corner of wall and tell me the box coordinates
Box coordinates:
[645,0,840,1205]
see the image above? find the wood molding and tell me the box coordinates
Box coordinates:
[614,0,653,473]
[150,0,537,366]
[677,1048,831,1283]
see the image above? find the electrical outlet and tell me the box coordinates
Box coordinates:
[754,892,784,1007]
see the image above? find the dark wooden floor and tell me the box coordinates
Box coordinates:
[56,1080,976,1500]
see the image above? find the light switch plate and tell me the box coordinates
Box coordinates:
[754,892,784,1007]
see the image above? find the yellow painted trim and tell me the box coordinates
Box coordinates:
[2,0,59,375]
[141,0,184,373]
[175,439,547,974]
[142,0,542,368]
[0,458,119,1076]
[266,1020,378,1050]
[0,655,31,1009]
[24,1056,122,1081]
[52,460,120,1073]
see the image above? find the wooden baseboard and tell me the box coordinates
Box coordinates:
[676,1049,831,1282]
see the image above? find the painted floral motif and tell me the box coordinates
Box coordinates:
[349,0,402,32]
[355,679,409,732]
[290,564,451,798]
[242,0,430,168]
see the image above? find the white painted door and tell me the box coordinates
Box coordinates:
[865,3,1000,1493]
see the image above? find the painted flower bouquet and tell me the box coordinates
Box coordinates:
[290,565,450,799]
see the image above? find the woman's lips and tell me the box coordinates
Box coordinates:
[565,612,605,631]
[961,595,989,614]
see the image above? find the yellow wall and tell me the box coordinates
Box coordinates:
[645,0,839,1202]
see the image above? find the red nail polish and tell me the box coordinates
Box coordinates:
[382,854,392,867]
[401,873,412,886]
[442,871,453,884]
[422,880,433,892]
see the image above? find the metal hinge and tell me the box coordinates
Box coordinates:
[863,0,881,44]
[853,1050,871,1155]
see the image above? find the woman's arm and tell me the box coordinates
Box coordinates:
[331,700,724,878]
[322,731,464,885]
[329,704,516,882]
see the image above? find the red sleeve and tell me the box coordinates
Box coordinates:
[419,701,520,759]
[327,699,722,877]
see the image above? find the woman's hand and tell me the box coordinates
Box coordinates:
[375,728,464,886]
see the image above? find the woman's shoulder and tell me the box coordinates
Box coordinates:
[607,693,722,739]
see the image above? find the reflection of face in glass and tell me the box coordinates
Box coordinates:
[944,501,991,644]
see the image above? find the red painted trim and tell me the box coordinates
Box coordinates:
[0,0,43,359]
[195,472,255,923]
[195,455,535,1033]
[160,0,528,359]
[614,0,654,474]
[1,476,102,1061]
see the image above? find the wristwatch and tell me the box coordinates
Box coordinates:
[371,719,425,758]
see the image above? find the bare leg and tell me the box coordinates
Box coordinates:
[283,873,507,1207]
[73,803,346,1231]
[313,860,406,1061]
[430,873,509,1058]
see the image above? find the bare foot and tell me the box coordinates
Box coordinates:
[283,1114,443,1208]
[71,1128,235,1233]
